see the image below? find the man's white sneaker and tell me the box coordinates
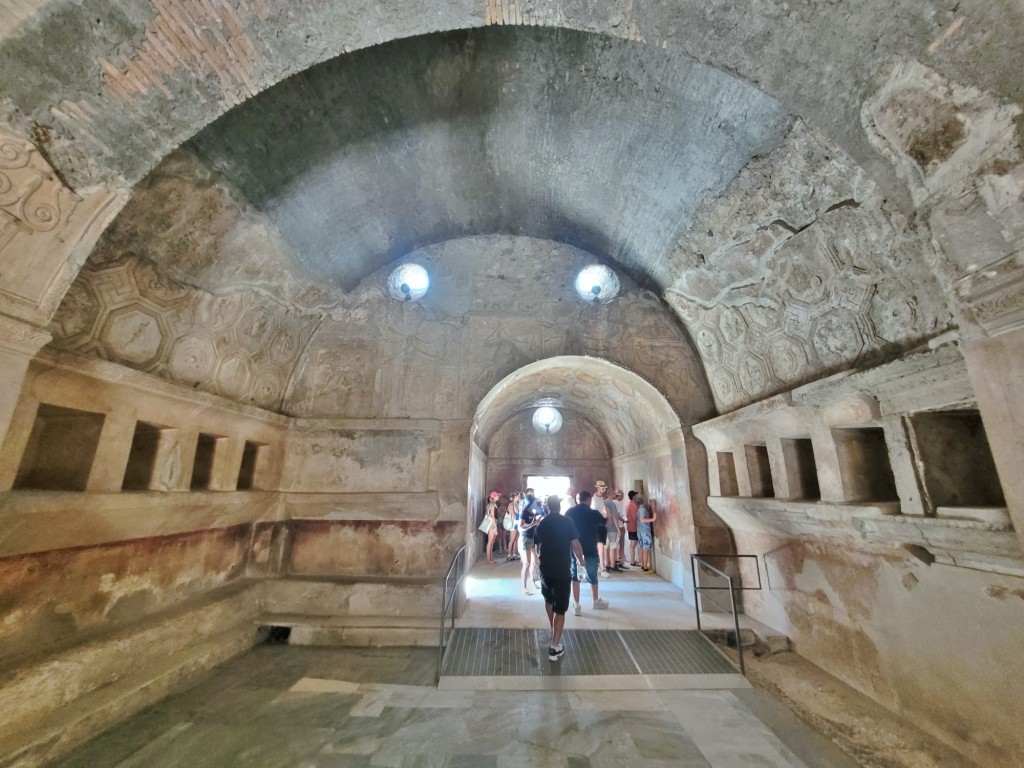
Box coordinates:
[593,598,609,610]
[573,603,582,616]
[548,644,565,661]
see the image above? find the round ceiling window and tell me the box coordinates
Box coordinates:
[574,264,620,303]
[388,264,430,301]
[533,406,563,434]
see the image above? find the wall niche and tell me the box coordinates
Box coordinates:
[237,440,267,490]
[745,444,774,498]
[191,432,226,490]
[781,438,820,500]
[910,410,1006,509]
[13,404,105,491]
[833,427,898,503]
[122,421,174,490]
[717,451,739,496]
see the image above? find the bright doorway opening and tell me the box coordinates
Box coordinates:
[526,475,572,505]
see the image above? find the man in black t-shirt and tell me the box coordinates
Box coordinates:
[565,490,610,615]
[534,495,585,662]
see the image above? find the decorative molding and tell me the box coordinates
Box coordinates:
[0,313,51,357]
[954,251,1024,340]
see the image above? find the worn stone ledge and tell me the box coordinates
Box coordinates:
[853,514,1024,576]
[0,490,282,558]
[257,613,440,647]
[283,491,442,521]
[707,496,900,540]
[0,579,263,768]
[261,577,443,619]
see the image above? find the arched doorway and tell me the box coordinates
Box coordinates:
[465,354,719,594]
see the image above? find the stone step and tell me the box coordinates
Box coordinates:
[0,621,259,768]
[262,575,444,619]
[0,581,263,768]
[0,580,261,740]
[258,612,441,647]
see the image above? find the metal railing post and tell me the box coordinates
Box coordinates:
[727,575,745,675]
[691,554,755,677]
[436,546,466,685]
[690,555,701,632]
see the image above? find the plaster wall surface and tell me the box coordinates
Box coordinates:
[734,530,1024,767]
[485,409,612,497]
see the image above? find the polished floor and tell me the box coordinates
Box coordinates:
[48,561,862,768]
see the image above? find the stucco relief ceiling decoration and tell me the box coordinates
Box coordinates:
[49,255,319,410]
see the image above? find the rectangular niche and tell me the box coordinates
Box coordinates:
[832,427,898,503]
[780,438,820,500]
[13,404,105,491]
[911,410,1006,508]
[744,444,775,498]
[717,452,739,496]
[191,432,226,490]
[122,421,173,491]
[236,440,267,491]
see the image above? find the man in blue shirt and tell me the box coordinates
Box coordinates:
[565,490,610,616]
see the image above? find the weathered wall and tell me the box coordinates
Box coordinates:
[736,530,1024,767]
[485,410,612,498]
[0,525,252,663]
[0,352,287,664]
[691,346,1024,766]
[286,235,713,425]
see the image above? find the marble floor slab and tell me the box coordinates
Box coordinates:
[49,644,860,768]
[48,566,859,768]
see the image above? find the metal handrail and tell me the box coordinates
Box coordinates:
[436,546,467,684]
[690,554,752,675]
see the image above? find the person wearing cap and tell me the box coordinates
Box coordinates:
[566,490,610,615]
[604,489,624,572]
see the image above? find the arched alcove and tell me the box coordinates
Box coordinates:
[467,355,727,587]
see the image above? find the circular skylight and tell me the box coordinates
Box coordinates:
[533,406,563,435]
[574,264,620,303]
[388,264,430,301]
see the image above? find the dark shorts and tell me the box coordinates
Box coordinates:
[597,527,607,545]
[570,556,599,585]
[628,531,638,541]
[541,576,571,614]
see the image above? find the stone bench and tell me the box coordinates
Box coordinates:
[259,574,445,648]
[0,579,263,768]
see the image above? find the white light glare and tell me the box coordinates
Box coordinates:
[574,264,620,303]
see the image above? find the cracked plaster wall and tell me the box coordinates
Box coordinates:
[666,121,954,411]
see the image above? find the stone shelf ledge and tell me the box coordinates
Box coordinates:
[853,514,1023,577]
[0,491,281,558]
[706,496,899,540]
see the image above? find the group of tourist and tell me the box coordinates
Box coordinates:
[478,481,660,662]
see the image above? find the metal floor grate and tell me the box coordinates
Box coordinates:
[440,629,735,678]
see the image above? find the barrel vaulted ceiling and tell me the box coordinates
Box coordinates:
[3,2,1022,416]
